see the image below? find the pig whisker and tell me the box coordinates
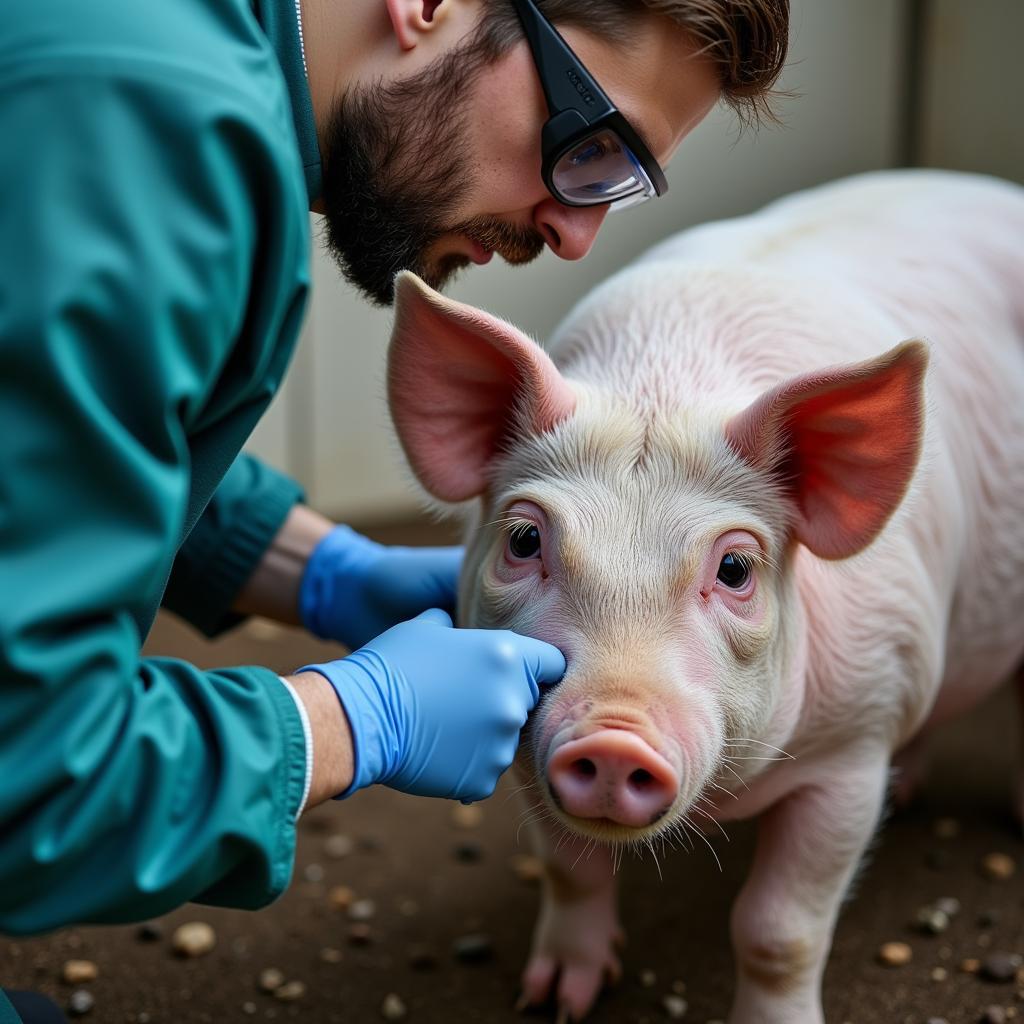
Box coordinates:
[504,780,540,803]
[613,841,627,874]
[723,754,792,762]
[705,780,740,801]
[682,814,723,873]
[690,801,730,842]
[570,838,596,873]
[514,804,552,844]
[644,836,664,881]
[724,738,796,760]
[666,819,694,854]
[516,810,561,843]
[673,819,695,854]
[718,760,750,791]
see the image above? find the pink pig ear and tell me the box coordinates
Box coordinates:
[725,339,929,559]
[387,272,577,502]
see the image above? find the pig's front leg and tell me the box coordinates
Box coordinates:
[518,814,622,1023]
[728,747,891,1024]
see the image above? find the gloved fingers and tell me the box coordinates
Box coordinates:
[412,607,455,628]
[430,545,464,575]
[422,546,464,609]
[513,634,567,687]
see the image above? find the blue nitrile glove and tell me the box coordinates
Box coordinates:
[300,524,463,650]
[299,608,566,802]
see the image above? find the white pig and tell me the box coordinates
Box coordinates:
[386,170,1024,1024]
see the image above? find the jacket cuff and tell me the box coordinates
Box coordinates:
[163,457,304,636]
[194,667,308,910]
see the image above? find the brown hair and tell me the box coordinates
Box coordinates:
[473,0,790,126]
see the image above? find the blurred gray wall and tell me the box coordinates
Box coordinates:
[246,0,1022,522]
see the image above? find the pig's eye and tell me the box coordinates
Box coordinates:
[508,524,542,560]
[717,552,751,589]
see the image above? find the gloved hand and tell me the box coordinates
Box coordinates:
[298,609,566,802]
[299,524,462,650]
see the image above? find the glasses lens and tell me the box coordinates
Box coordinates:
[551,129,656,206]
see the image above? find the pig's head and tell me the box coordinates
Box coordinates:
[388,272,928,845]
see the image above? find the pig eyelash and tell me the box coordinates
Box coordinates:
[493,513,539,535]
[726,547,773,572]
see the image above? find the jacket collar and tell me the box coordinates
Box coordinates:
[253,0,323,203]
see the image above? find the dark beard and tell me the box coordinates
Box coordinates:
[318,45,544,306]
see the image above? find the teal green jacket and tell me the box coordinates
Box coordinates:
[0,0,323,933]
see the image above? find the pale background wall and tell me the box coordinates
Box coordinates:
[246,0,1023,523]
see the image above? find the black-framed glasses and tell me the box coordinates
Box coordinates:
[510,0,668,209]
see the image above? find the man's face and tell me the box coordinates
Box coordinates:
[320,10,720,306]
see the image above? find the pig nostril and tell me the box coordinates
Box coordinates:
[572,758,597,779]
[629,768,655,789]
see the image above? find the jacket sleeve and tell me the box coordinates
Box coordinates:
[162,453,304,637]
[0,66,307,933]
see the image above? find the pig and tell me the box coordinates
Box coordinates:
[386,170,1024,1024]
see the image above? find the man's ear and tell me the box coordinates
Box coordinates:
[385,0,447,51]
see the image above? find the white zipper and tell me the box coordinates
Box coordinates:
[293,0,308,75]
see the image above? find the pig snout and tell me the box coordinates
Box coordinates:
[546,730,680,828]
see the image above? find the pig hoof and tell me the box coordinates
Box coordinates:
[518,937,623,1022]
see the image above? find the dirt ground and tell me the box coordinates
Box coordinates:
[2,519,1022,1024]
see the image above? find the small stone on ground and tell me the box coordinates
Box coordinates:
[348,898,377,921]
[172,922,216,958]
[324,834,355,859]
[452,934,492,964]
[661,993,687,1018]
[273,981,306,1002]
[258,968,285,993]
[381,993,407,1020]
[67,990,94,1017]
[62,960,98,984]
[982,953,1024,983]
[451,804,483,829]
[877,941,913,967]
[980,852,1016,881]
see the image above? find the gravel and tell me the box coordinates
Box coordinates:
[979,1007,1006,1024]
[62,960,98,984]
[877,942,913,967]
[348,898,377,921]
[67,990,95,1017]
[328,886,355,911]
[932,818,961,839]
[980,852,1016,881]
[661,993,688,1018]
[980,953,1024,983]
[453,841,484,864]
[508,853,544,883]
[381,992,408,1020]
[135,923,163,943]
[273,981,306,1002]
[171,922,216,958]
[915,906,951,934]
[452,934,493,964]
[324,834,355,859]
[451,804,483,829]
[258,968,285,993]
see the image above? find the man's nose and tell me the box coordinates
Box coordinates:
[532,199,609,261]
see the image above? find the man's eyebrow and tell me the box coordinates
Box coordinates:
[618,106,670,167]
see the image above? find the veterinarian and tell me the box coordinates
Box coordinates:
[0,0,787,1012]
